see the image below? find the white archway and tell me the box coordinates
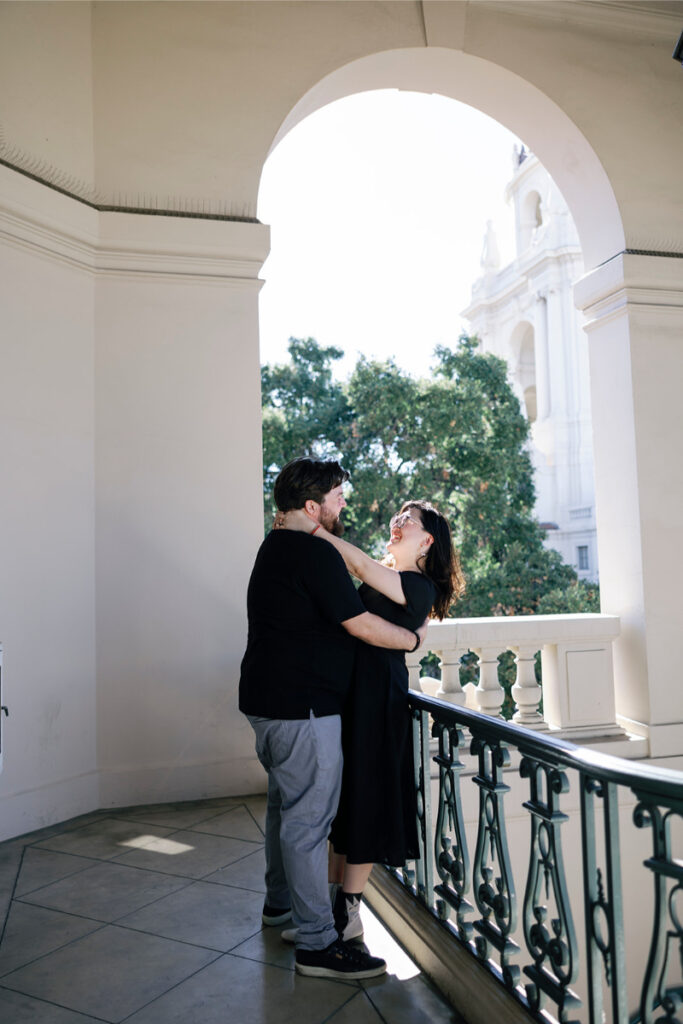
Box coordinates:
[267,47,624,271]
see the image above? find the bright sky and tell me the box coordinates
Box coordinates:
[257,90,522,381]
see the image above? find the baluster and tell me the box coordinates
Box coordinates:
[634,798,683,1024]
[520,756,581,1023]
[580,776,628,1024]
[432,718,474,944]
[470,731,520,988]
[436,646,468,705]
[410,707,434,907]
[511,644,547,729]
[473,645,506,717]
[406,647,424,692]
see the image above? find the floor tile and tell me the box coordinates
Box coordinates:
[19,860,191,922]
[0,924,218,1022]
[10,813,107,849]
[116,829,259,879]
[326,990,385,1023]
[188,805,264,842]
[241,795,267,831]
[112,797,238,821]
[111,802,238,831]
[0,839,25,888]
[124,951,357,1024]
[119,879,264,951]
[14,848,101,898]
[32,819,175,862]
[230,919,297,971]
[362,972,464,1024]
[231,914,375,983]
[203,845,266,893]
[0,799,459,1024]
[0,902,102,977]
[0,987,98,1023]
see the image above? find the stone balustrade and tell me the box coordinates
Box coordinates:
[407,614,644,755]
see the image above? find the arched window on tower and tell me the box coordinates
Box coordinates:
[510,321,536,423]
[519,190,543,250]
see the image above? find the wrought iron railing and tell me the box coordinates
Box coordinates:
[397,692,683,1024]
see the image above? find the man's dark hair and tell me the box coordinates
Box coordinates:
[274,457,350,511]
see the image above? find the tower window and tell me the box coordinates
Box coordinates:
[577,546,589,571]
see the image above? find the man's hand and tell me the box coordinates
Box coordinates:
[342,611,425,652]
[272,508,319,533]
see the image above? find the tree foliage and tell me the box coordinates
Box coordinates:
[261,337,353,508]
[261,335,599,619]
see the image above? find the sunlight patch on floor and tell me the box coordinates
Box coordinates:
[360,902,421,980]
[118,835,196,855]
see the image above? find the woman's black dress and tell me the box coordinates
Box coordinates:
[329,570,436,866]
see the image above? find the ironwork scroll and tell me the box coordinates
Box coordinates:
[432,718,473,943]
[520,755,581,1023]
[471,732,520,989]
[634,799,683,1024]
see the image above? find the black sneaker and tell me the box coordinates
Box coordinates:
[295,939,386,979]
[262,902,292,926]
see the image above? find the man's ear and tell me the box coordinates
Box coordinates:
[304,499,320,519]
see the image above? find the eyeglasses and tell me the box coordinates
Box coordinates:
[390,511,424,530]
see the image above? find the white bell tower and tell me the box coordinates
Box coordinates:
[463,150,597,581]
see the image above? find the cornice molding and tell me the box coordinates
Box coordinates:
[0,155,258,224]
[574,252,683,326]
[0,164,270,283]
[478,0,683,37]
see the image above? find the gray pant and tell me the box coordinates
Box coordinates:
[247,712,342,951]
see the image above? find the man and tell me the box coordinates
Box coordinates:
[239,457,424,980]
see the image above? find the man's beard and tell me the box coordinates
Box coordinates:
[320,506,345,537]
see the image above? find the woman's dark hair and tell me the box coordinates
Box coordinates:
[274,457,350,511]
[400,500,465,619]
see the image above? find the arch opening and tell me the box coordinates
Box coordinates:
[257,46,610,594]
[263,47,624,271]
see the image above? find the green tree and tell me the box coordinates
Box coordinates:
[261,334,599,619]
[261,337,352,524]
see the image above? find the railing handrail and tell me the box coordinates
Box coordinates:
[410,690,683,802]
[424,612,620,644]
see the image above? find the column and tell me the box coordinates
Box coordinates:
[95,211,271,804]
[574,253,683,762]
[533,292,551,421]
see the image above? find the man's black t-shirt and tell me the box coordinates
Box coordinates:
[238,531,366,719]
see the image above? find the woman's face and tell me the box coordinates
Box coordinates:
[386,508,430,560]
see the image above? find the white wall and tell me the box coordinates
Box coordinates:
[0,168,270,840]
[0,168,98,838]
[94,213,269,806]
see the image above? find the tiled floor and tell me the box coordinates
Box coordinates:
[0,796,462,1023]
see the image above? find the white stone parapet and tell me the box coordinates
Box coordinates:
[407,614,647,757]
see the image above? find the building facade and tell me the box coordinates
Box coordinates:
[463,151,598,580]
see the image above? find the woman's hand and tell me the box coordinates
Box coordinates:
[272,508,320,534]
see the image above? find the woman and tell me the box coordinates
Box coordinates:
[280,499,464,942]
